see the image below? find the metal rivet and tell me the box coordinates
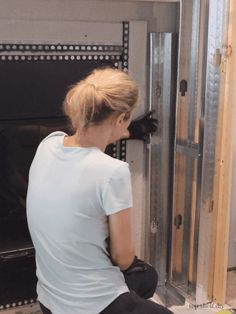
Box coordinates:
[76,55,81,60]
[70,56,75,60]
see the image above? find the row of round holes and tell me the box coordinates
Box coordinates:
[120,137,127,161]
[0,299,35,310]
[122,23,129,85]
[112,144,117,158]
[0,55,120,62]
[0,44,122,52]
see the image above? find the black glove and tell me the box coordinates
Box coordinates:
[123,256,148,274]
[128,110,158,141]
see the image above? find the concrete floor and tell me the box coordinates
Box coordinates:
[152,293,233,314]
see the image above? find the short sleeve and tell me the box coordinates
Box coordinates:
[102,163,133,215]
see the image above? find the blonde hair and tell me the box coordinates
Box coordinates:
[63,67,138,131]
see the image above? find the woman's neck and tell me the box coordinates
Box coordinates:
[64,124,112,152]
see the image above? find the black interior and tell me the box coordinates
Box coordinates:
[0,58,116,306]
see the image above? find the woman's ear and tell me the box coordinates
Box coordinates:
[116,113,126,126]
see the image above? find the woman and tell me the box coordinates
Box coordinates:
[26,68,173,314]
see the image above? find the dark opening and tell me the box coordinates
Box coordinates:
[0,58,116,306]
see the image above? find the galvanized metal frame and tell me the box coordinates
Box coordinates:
[125,20,148,259]
[196,0,229,305]
[148,32,178,286]
[170,0,203,295]
[166,0,229,306]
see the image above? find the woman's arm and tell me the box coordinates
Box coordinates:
[108,208,135,271]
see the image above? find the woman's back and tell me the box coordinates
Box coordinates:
[26,131,132,314]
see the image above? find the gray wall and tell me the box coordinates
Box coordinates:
[0,0,178,35]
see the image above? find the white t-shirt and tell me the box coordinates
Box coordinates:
[26,131,132,314]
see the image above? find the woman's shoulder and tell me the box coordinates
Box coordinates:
[42,131,66,142]
[94,151,130,175]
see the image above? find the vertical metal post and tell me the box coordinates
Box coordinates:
[148,33,178,286]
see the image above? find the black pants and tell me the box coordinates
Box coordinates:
[39,262,173,314]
